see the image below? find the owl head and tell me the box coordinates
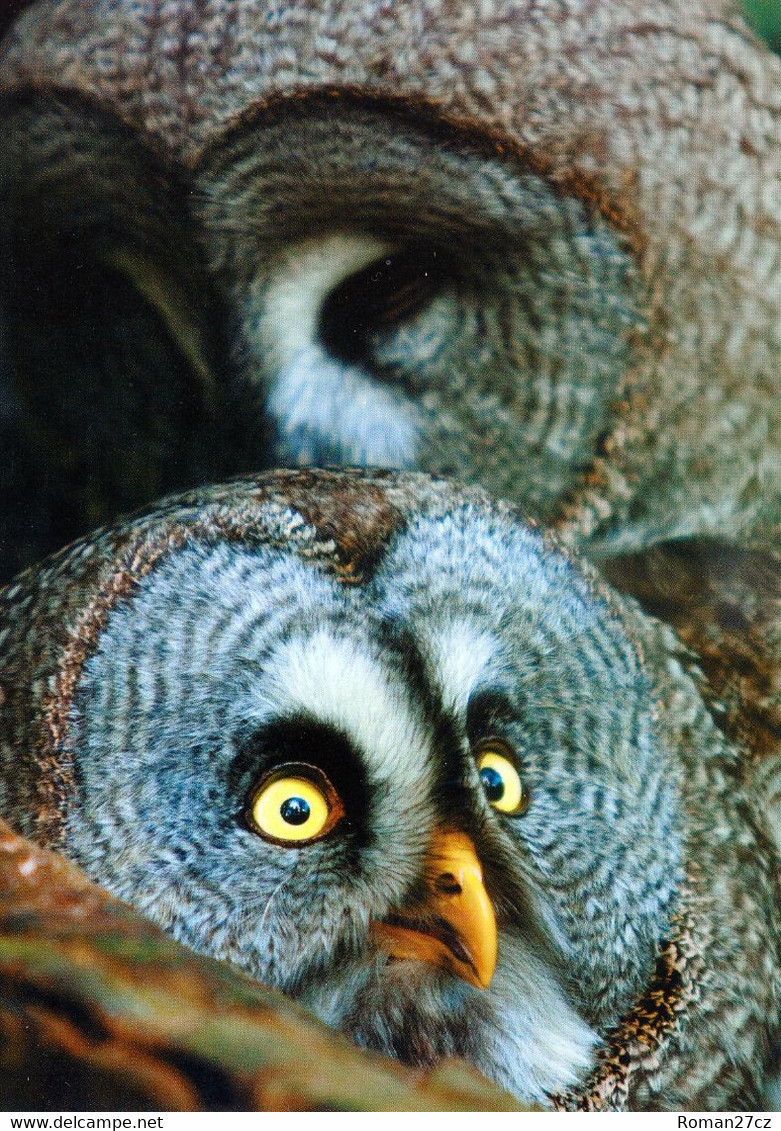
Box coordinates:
[6,469,746,1108]
[1,0,778,580]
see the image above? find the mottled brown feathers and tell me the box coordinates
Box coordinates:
[602,540,781,766]
[1,0,778,554]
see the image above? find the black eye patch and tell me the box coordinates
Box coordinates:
[465,689,516,745]
[228,714,372,845]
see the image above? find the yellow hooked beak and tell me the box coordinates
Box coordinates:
[371,829,498,989]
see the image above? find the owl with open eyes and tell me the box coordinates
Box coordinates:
[1,469,777,1111]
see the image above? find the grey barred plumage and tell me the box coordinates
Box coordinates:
[0,0,779,1112]
[0,470,777,1110]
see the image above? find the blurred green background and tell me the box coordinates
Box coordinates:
[743,0,781,53]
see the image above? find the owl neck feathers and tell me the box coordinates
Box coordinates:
[554,894,702,1110]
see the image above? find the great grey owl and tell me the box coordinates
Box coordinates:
[0,0,778,1113]
[1,0,778,798]
[0,0,778,582]
[0,470,778,1111]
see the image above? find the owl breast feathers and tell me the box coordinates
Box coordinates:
[0,470,777,1111]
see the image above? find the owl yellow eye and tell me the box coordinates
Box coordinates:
[245,763,344,845]
[476,741,528,816]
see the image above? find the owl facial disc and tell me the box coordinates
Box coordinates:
[12,469,712,1105]
[371,829,498,989]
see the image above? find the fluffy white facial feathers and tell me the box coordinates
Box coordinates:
[259,235,392,372]
[243,625,435,800]
[422,618,501,717]
[250,234,422,467]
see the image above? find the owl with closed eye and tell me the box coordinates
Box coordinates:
[1,0,779,583]
[0,469,777,1111]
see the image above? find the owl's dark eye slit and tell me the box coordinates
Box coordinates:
[318,247,450,365]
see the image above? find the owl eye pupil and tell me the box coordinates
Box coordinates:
[280,797,311,825]
[246,763,345,844]
[476,743,527,815]
[480,766,505,802]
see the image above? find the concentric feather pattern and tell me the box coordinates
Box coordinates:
[0,470,777,1110]
[0,0,779,577]
[0,0,777,855]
